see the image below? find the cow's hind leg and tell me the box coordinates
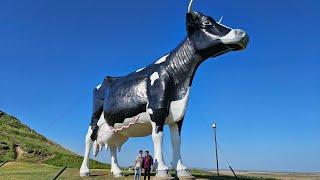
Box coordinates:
[80,127,93,177]
[169,122,191,177]
[109,146,123,177]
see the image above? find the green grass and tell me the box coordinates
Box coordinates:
[0,162,274,180]
[43,153,110,169]
[0,161,113,180]
[0,111,108,169]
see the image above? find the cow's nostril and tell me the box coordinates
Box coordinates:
[235,30,245,37]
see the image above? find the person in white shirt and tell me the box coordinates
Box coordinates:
[134,150,143,180]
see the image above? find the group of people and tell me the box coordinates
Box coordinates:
[134,150,153,180]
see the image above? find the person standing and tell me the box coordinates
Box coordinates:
[142,150,153,180]
[134,150,144,180]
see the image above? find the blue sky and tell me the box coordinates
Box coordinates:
[0,0,319,173]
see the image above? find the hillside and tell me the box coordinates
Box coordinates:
[0,111,109,169]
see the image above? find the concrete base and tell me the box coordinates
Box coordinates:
[178,176,196,180]
[152,177,176,180]
[152,176,195,180]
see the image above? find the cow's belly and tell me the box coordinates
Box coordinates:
[113,111,152,137]
[116,121,152,137]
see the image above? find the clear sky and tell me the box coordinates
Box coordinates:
[0,0,319,173]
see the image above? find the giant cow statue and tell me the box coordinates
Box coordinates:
[80,0,249,178]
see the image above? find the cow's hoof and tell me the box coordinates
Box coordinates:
[113,173,123,178]
[177,169,192,177]
[79,172,90,177]
[156,170,170,177]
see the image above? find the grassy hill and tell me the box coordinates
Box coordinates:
[0,111,109,169]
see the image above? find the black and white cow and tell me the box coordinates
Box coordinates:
[80,0,249,178]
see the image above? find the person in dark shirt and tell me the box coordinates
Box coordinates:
[142,150,153,180]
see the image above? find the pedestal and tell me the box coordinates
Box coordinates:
[152,176,196,180]
[178,176,196,180]
[152,177,176,180]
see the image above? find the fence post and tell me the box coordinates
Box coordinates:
[0,161,8,168]
[52,166,68,180]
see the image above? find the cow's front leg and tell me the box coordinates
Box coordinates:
[169,122,192,177]
[147,77,170,177]
[151,122,169,177]
[149,107,169,177]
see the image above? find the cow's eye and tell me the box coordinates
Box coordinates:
[202,20,212,26]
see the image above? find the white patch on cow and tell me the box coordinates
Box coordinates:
[154,54,169,64]
[96,84,102,89]
[150,72,159,86]
[166,87,191,124]
[136,67,145,72]
[147,108,153,114]
[97,113,106,126]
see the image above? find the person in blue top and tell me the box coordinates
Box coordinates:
[134,150,144,180]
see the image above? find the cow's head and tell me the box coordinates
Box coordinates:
[186,0,249,59]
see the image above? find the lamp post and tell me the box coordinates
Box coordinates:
[212,123,219,176]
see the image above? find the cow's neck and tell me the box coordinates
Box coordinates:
[166,38,204,90]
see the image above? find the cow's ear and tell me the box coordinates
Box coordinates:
[186,13,196,36]
[186,12,199,36]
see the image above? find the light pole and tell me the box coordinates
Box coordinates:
[212,123,219,176]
